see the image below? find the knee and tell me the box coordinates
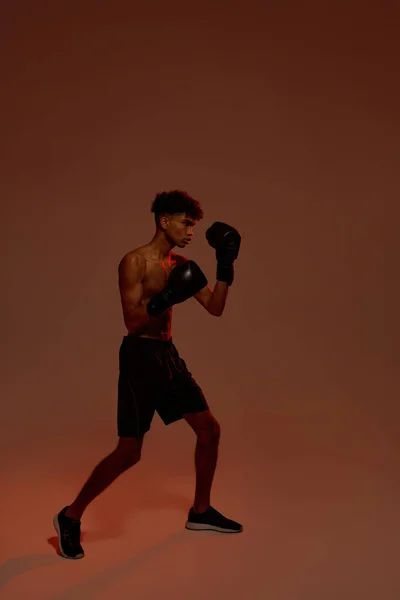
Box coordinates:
[122,451,141,470]
[116,438,143,470]
[197,419,221,445]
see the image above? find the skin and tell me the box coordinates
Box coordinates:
[65,212,228,523]
[118,212,229,339]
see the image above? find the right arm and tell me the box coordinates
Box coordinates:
[118,253,153,333]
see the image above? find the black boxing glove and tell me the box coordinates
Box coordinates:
[147,260,208,317]
[205,221,241,286]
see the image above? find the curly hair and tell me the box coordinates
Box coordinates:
[151,190,204,224]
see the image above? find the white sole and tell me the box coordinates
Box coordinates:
[53,514,84,559]
[185,522,243,533]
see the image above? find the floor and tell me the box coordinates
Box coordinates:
[1,398,399,600]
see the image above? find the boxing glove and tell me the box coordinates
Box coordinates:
[206,221,241,285]
[147,260,208,317]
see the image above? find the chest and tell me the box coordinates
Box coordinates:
[143,259,177,297]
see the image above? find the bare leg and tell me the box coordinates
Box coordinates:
[193,431,220,512]
[183,411,221,513]
[66,437,143,521]
[183,411,242,534]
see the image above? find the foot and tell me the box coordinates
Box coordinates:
[185,506,243,533]
[53,506,84,559]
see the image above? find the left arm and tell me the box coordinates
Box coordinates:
[194,282,229,316]
[196,220,241,315]
[174,224,240,317]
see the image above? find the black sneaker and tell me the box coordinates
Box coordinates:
[53,506,84,559]
[185,506,243,533]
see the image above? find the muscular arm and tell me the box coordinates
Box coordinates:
[118,253,153,332]
[194,281,229,316]
[173,253,228,316]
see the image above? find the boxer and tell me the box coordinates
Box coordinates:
[54,190,242,559]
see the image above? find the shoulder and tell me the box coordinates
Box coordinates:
[118,250,146,277]
[171,252,188,266]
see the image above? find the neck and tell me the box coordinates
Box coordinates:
[148,229,175,260]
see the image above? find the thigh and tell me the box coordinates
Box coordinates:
[156,345,209,425]
[117,337,164,438]
[117,374,156,438]
[166,376,209,422]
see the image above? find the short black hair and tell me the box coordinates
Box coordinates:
[151,190,204,224]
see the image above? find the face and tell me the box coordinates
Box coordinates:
[162,213,196,248]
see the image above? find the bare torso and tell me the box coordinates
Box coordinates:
[120,244,186,340]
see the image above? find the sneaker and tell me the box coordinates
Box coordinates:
[53,506,84,559]
[185,506,243,533]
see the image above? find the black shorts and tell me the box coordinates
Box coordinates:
[117,336,209,438]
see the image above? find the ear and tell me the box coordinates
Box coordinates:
[159,215,169,230]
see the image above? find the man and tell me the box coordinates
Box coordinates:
[53,190,242,559]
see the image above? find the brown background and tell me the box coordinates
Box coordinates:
[1,1,399,599]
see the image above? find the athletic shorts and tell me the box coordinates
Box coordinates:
[117,336,209,438]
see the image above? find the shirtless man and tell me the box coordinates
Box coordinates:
[54,190,242,559]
